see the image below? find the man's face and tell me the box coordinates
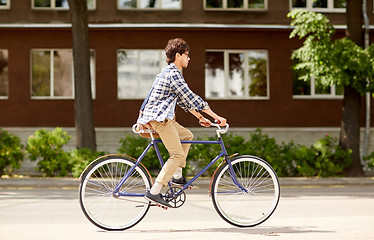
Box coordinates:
[180,51,190,68]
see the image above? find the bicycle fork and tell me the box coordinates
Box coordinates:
[217,138,248,194]
[225,156,248,193]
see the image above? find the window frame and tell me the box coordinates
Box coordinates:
[0,49,8,99]
[117,49,167,100]
[204,0,268,11]
[31,0,96,10]
[205,49,270,100]
[117,0,182,10]
[0,0,10,9]
[293,76,343,99]
[30,49,96,100]
[290,0,346,13]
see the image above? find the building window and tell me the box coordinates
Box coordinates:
[118,0,181,9]
[0,49,8,98]
[291,0,346,12]
[205,0,266,10]
[0,0,10,9]
[205,50,269,99]
[117,49,167,99]
[32,0,95,10]
[31,49,95,99]
[292,66,343,98]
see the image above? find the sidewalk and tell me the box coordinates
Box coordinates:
[1,176,374,189]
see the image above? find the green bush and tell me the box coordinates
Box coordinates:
[244,129,297,177]
[69,148,108,178]
[26,127,71,177]
[117,135,169,173]
[117,129,353,177]
[362,152,374,170]
[367,158,374,169]
[310,135,352,177]
[292,145,316,176]
[190,130,299,177]
[0,129,24,176]
[188,134,249,176]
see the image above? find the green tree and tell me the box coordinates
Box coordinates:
[288,9,374,176]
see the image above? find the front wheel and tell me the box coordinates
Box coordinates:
[79,155,152,231]
[211,155,280,227]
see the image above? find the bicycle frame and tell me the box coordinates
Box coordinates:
[113,134,247,197]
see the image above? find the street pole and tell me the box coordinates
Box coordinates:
[362,0,370,160]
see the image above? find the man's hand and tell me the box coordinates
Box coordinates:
[199,117,212,127]
[215,116,227,127]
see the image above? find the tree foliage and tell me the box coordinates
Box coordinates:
[288,10,374,95]
[0,129,24,176]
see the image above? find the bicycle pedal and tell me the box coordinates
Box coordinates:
[156,204,168,210]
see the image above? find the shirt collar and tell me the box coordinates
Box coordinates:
[169,63,180,72]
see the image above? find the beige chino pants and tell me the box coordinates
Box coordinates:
[149,119,194,186]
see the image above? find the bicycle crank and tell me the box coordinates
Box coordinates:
[164,187,186,208]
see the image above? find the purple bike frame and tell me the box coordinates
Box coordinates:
[113,137,246,196]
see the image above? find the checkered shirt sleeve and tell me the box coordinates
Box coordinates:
[170,70,209,112]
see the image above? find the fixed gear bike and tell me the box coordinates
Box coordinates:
[78,124,280,231]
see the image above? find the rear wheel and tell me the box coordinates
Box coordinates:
[211,155,280,227]
[79,155,152,231]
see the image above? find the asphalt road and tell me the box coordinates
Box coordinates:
[0,184,373,240]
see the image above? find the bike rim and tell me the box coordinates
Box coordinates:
[79,158,151,230]
[213,156,280,227]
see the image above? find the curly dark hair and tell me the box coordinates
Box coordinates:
[165,38,190,65]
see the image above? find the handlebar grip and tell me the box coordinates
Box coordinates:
[210,123,229,134]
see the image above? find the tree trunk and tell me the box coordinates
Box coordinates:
[68,0,96,151]
[340,0,364,176]
[339,86,364,176]
[346,0,364,46]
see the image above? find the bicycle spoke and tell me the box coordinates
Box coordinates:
[212,156,280,227]
[79,156,151,231]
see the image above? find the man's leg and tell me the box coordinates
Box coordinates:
[170,120,193,180]
[172,120,194,156]
[149,119,188,186]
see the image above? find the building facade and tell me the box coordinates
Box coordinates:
[0,1,374,151]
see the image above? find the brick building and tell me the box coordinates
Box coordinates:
[0,0,374,153]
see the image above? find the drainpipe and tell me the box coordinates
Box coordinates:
[362,0,370,158]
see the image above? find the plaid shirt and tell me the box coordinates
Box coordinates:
[137,63,209,124]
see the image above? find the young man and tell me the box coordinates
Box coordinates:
[137,38,226,207]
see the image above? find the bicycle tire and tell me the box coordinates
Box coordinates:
[79,155,152,231]
[211,155,280,227]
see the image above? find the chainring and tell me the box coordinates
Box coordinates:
[164,186,186,208]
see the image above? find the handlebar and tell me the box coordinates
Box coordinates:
[210,123,229,137]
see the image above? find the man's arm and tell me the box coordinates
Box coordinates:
[202,108,227,126]
[189,108,227,127]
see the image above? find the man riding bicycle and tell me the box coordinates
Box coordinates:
[136,38,227,207]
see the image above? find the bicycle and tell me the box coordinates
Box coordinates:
[78,124,280,231]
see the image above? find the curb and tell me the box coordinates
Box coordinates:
[1,177,374,189]
[279,177,374,186]
[0,177,80,189]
